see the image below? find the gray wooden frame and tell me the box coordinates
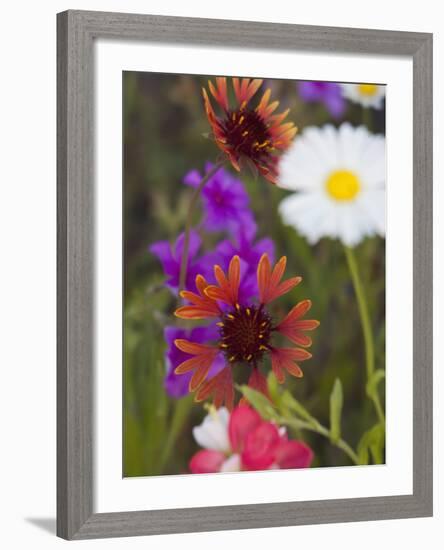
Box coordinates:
[57,9,433,540]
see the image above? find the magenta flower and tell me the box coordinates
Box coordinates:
[184,163,256,238]
[189,405,314,473]
[298,81,345,119]
[149,230,216,293]
[164,325,225,398]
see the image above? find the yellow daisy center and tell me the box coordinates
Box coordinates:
[326,170,361,201]
[358,84,378,96]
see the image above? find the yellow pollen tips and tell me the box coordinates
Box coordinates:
[358,83,378,96]
[242,130,249,137]
[259,345,268,351]
[227,314,235,320]
[216,322,224,327]
[235,303,241,311]
[240,100,247,109]
[229,355,237,362]
[259,334,264,339]
[258,140,269,149]
[246,354,253,361]
[326,170,361,201]
[246,308,251,316]
[260,321,267,327]
[238,115,245,124]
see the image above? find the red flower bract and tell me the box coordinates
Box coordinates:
[202,77,297,184]
[189,405,314,473]
[174,253,320,409]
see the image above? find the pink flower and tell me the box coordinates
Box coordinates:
[189,405,313,473]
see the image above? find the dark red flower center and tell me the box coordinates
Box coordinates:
[219,304,272,365]
[222,109,273,158]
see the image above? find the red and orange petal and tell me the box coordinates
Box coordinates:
[195,366,234,410]
[204,255,240,307]
[257,254,301,305]
[256,89,279,119]
[175,275,221,319]
[208,77,229,110]
[173,339,220,392]
[202,77,297,183]
[276,299,320,347]
[232,78,263,106]
[270,347,312,384]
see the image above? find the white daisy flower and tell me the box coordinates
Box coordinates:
[340,83,385,109]
[277,123,385,247]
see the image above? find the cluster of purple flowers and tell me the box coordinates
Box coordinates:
[297,81,345,119]
[150,163,275,397]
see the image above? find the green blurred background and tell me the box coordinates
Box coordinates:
[123,72,385,477]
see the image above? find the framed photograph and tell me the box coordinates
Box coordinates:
[57,10,433,540]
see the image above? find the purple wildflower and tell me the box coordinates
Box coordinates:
[298,81,345,119]
[149,230,215,293]
[184,163,256,239]
[164,325,225,398]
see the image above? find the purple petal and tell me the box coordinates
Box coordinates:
[298,81,346,119]
[324,93,346,118]
[183,169,202,188]
[298,81,324,101]
[163,324,225,398]
[174,230,202,262]
[149,240,176,276]
[187,163,256,239]
[254,237,275,264]
[233,211,257,242]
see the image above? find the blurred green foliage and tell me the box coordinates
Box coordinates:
[123,72,385,476]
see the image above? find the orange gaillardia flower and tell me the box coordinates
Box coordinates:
[174,254,319,409]
[202,77,297,184]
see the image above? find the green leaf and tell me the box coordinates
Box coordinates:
[329,378,343,444]
[157,395,193,474]
[357,424,385,465]
[280,390,315,424]
[238,385,279,421]
[267,371,281,406]
[366,369,385,398]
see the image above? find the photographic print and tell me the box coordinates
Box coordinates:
[123,73,386,477]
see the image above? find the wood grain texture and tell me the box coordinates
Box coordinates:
[57,10,94,540]
[56,10,433,540]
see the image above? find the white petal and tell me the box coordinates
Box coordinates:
[337,206,365,246]
[279,192,333,244]
[192,407,231,453]
[359,189,386,236]
[220,454,241,472]
[359,136,386,188]
[303,125,339,168]
[277,123,385,247]
[340,83,386,108]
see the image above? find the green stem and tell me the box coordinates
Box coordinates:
[280,417,360,465]
[362,106,372,131]
[344,245,385,426]
[178,160,225,293]
[157,395,193,474]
